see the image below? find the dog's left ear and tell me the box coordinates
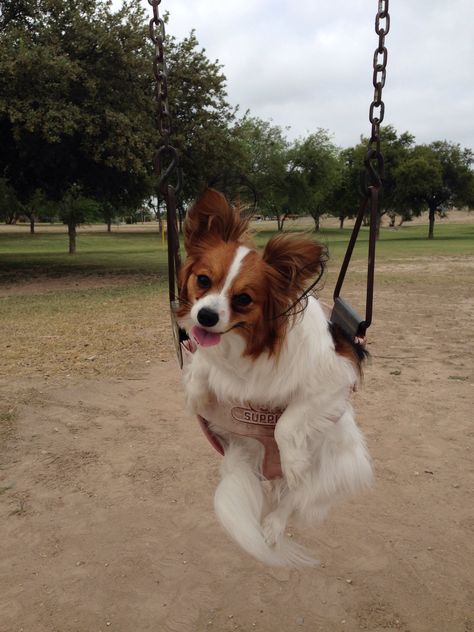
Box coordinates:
[183,188,249,253]
[263,234,326,294]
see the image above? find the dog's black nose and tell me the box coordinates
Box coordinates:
[197,307,219,328]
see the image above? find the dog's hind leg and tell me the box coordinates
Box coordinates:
[262,486,295,547]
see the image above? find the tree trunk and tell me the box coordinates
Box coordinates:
[68,220,77,254]
[30,217,35,234]
[107,219,112,233]
[339,216,345,229]
[313,215,320,232]
[428,205,436,239]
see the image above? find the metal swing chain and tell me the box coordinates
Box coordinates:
[367,0,390,187]
[148,0,185,365]
[148,0,181,191]
[332,0,390,339]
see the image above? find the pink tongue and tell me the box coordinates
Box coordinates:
[191,326,221,348]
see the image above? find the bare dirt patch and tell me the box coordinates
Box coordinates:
[1,257,473,632]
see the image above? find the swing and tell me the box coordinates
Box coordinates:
[148,0,390,480]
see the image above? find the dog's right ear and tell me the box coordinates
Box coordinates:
[183,188,249,253]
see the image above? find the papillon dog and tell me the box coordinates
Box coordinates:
[177,189,373,566]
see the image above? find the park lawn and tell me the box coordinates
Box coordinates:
[1,221,473,283]
[0,230,168,282]
[253,221,474,259]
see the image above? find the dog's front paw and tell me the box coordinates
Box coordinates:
[280,454,311,490]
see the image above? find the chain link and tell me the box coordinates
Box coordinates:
[365,0,390,188]
[148,0,181,194]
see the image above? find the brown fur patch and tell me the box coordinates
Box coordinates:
[177,241,240,316]
[226,252,286,357]
[183,189,250,256]
[330,323,366,376]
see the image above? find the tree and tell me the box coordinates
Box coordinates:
[395,142,474,238]
[326,147,361,229]
[344,126,415,237]
[58,186,100,254]
[0,0,155,250]
[230,116,293,228]
[23,188,51,233]
[290,130,340,231]
[165,30,238,203]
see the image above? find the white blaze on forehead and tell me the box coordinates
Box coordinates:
[221,245,251,297]
[190,245,251,331]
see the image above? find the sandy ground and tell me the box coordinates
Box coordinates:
[1,256,474,632]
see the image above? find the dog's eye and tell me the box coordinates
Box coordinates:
[197,274,212,289]
[232,293,252,308]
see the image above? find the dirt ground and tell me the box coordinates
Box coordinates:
[1,254,474,632]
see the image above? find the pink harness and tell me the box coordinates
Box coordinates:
[182,338,284,480]
[197,409,283,480]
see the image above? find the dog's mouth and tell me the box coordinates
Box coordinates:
[191,322,246,348]
[191,325,221,348]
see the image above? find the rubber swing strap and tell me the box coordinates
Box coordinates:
[331,186,379,339]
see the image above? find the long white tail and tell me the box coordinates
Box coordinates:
[213,444,317,567]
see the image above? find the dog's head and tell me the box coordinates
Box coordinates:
[177,189,326,357]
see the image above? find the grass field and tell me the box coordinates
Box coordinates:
[1,218,473,283]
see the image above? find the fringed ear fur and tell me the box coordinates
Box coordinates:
[263,234,326,298]
[176,258,194,318]
[183,188,249,253]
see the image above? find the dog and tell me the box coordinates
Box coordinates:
[177,189,373,566]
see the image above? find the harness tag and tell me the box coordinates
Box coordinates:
[231,405,283,426]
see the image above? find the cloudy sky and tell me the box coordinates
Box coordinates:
[133,0,474,150]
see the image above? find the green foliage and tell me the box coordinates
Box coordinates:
[0,177,22,223]
[429,141,473,209]
[166,30,237,201]
[393,141,474,237]
[0,0,154,207]
[290,130,340,230]
[58,186,101,226]
[326,147,361,227]
[231,116,291,222]
[346,126,415,218]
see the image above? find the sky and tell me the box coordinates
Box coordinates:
[124,0,474,150]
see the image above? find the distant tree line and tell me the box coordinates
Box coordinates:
[1,0,473,252]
